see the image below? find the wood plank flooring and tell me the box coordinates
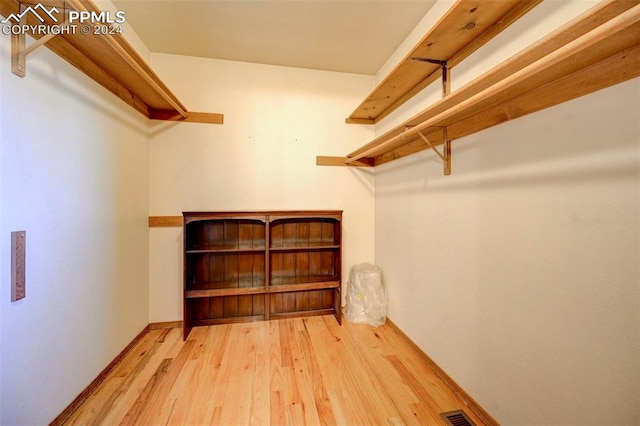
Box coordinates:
[61,316,489,425]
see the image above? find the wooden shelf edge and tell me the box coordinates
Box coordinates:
[316,156,374,167]
[183,212,269,223]
[186,287,266,298]
[343,2,640,166]
[268,282,340,294]
[345,117,375,125]
[346,0,542,123]
[270,309,336,320]
[149,216,183,227]
[186,282,340,298]
[267,212,343,222]
[270,245,340,252]
[150,110,224,124]
[186,248,265,254]
[192,316,265,327]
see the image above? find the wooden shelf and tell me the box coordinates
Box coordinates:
[346,0,542,124]
[0,0,223,124]
[269,244,340,252]
[185,282,340,298]
[186,247,266,254]
[268,281,340,294]
[324,1,640,168]
[148,216,183,227]
[186,287,266,299]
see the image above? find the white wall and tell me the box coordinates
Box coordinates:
[375,1,639,424]
[0,32,150,425]
[0,24,4,418]
[148,54,375,322]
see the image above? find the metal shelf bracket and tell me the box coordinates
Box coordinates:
[417,128,451,175]
[411,58,450,96]
[411,57,452,175]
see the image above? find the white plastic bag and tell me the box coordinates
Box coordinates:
[344,263,387,326]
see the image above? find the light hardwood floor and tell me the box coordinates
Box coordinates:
[61,316,489,425]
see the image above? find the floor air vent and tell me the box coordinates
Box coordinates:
[441,410,476,426]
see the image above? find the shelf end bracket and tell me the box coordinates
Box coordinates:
[411,58,450,97]
[10,4,65,77]
[10,4,27,77]
[417,128,451,175]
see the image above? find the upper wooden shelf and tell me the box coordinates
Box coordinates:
[321,1,640,169]
[346,0,542,125]
[0,0,223,124]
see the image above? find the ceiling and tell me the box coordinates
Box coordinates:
[112,0,436,75]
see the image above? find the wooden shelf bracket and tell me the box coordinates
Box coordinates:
[10,3,62,77]
[418,128,451,175]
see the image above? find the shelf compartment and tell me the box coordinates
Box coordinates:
[270,289,336,316]
[346,0,542,124]
[185,219,266,251]
[185,252,265,290]
[270,217,340,248]
[187,294,265,322]
[270,250,339,284]
[270,274,340,286]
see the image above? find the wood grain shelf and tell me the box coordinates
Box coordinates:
[268,282,340,293]
[323,1,640,169]
[148,216,183,227]
[269,244,340,251]
[185,281,340,299]
[0,0,223,124]
[346,0,542,124]
[185,247,266,254]
[186,287,267,299]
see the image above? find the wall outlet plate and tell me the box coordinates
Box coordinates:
[11,230,26,301]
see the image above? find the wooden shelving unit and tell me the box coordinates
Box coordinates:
[346,0,542,125]
[183,211,342,339]
[320,1,640,170]
[0,0,223,124]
